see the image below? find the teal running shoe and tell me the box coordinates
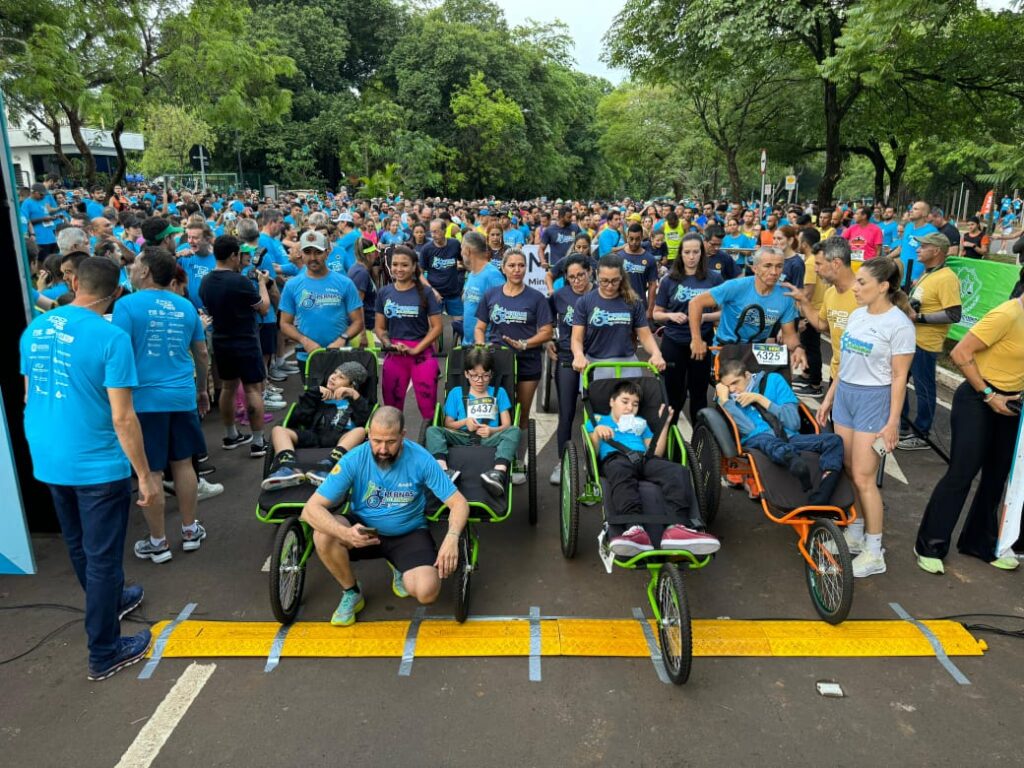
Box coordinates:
[330,585,365,626]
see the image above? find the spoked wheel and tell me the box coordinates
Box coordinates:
[559,444,580,558]
[269,516,307,624]
[539,354,556,413]
[691,423,722,527]
[440,318,455,357]
[804,519,854,625]
[526,418,538,525]
[453,529,473,623]
[656,564,693,685]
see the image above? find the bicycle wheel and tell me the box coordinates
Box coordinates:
[804,518,854,624]
[269,516,306,625]
[527,418,538,525]
[656,564,693,685]
[539,354,556,413]
[559,444,580,558]
[453,529,473,623]
[691,422,721,527]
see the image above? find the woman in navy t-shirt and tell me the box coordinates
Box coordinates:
[571,254,666,379]
[475,249,553,433]
[374,246,443,419]
[347,240,378,347]
[547,253,594,483]
[654,233,723,424]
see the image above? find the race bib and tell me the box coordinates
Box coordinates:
[467,397,498,423]
[851,249,864,262]
[752,343,788,366]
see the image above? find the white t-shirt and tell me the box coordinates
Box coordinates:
[838,306,916,386]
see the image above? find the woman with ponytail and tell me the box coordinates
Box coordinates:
[817,257,915,578]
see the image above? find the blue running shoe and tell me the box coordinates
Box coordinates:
[118,585,144,620]
[87,629,151,681]
[261,464,305,491]
[330,585,365,626]
[388,562,409,599]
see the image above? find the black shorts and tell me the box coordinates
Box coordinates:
[213,343,266,384]
[295,428,345,449]
[258,323,278,358]
[137,410,207,472]
[516,351,542,382]
[347,526,437,572]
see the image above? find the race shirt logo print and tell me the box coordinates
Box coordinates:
[490,304,528,324]
[589,307,632,327]
[383,298,420,319]
[298,289,343,311]
[362,480,417,509]
[840,332,874,357]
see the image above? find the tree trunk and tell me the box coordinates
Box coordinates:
[817,81,843,209]
[42,111,75,179]
[108,119,127,194]
[869,151,886,206]
[725,148,743,201]
[886,150,908,206]
[61,105,97,188]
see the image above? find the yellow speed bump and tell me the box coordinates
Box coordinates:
[147,618,985,660]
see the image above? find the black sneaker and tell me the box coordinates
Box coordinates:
[480,470,507,499]
[222,434,253,450]
[197,463,217,477]
[88,630,151,681]
[792,381,823,396]
[249,442,268,458]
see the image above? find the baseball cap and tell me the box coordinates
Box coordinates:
[31,182,47,194]
[299,230,327,252]
[335,210,354,223]
[479,207,490,215]
[918,232,950,249]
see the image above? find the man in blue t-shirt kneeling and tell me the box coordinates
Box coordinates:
[302,407,470,626]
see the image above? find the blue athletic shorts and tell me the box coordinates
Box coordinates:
[832,381,891,434]
[137,410,207,472]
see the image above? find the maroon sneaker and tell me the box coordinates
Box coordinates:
[659,525,721,556]
[609,525,653,557]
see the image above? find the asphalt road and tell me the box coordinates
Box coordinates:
[2,365,1022,768]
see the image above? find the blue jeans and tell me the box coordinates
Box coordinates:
[745,432,844,473]
[48,478,132,668]
[900,347,938,436]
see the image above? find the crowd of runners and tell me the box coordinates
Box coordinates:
[16,180,1024,680]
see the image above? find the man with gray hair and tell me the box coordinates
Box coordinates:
[459,230,505,346]
[57,226,90,256]
[928,207,961,256]
[688,245,807,372]
[301,406,471,626]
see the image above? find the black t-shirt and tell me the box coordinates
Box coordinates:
[962,231,985,259]
[199,269,261,349]
[939,221,961,247]
[708,250,741,280]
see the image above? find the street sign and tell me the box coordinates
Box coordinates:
[190,144,210,190]
[760,149,767,175]
[764,184,773,196]
[785,175,797,190]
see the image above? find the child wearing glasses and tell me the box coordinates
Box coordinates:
[425,346,521,499]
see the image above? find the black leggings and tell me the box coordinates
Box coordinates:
[660,333,712,425]
[603,454,700,538]
[555,355,580,458]
[800,322,822,386]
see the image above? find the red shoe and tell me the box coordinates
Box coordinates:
[609,525,653,557]
[659,525,721,556]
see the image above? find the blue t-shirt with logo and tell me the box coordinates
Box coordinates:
[316,440,457,536]
[178,253,217,311]
[708,276,799,344]
[503,229,526,247]
[461,264,505,345]
[878,220,899,249]
[572,291,647,359]
[280,271,362,360]
[443,385,512,428]
[621,250,659,300]
[550,284,591,358]
[586,413,653,461]
[258,232,299,278]
[112,289,205,412]
[898,222,938,280]
[476,285,553,357]
[655,272,723,343]
[541,224,580,264]
[375,284,441,340]
[420,239,464,297]
[597,227,623,257]
[19,306,138,485]
[722,233,758,266]
[20,198,56,245]
[328,230,361,274]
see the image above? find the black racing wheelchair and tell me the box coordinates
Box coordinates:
[423,345,539,622]
[559,362,712,685]
[256,347,379,624]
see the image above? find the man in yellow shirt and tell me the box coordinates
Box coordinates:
[915,296,1024,573]
[793,229,827,395]
[897,232,962,450]
[785,236,858,387]
[816,209,836,240]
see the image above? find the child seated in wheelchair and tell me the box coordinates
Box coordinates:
[714,357,844,505]
[426,346,521,500]
[261,361,371,491]
[589,380,721,558]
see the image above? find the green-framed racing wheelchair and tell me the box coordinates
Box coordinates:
[256,347,379,624]
[423,345,539,623]
[558,361,714,685]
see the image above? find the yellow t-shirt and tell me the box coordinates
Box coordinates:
[971,299,1024,392]
[804,254,827,311]
[821,285,859,378]
[818,226,836,240]
[910,266,961,353]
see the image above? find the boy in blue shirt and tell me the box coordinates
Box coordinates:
[715,357,844,505]
[425,346,520,498]
[588,380,720,558]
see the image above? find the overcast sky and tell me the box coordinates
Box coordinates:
[493,0,627,84]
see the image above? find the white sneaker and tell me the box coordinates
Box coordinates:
[265,383,284,394]
[263,395,287,411]
[511,471,527,485]
[197,477,224,501]
[852,549,887,578]
[844,529,865,555]
[265,389,285,401]
[549,463,561,485]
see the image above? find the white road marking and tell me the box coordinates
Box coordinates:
[261,555,271,573]
[115,663,216,768]
[532,412,558,457]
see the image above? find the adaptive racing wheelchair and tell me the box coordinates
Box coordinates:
[691,342,857,624]
[423,345,539,622]
[256,347,379,624]
[559,362,712,685]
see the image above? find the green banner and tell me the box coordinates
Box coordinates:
[945,257,1020,341]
